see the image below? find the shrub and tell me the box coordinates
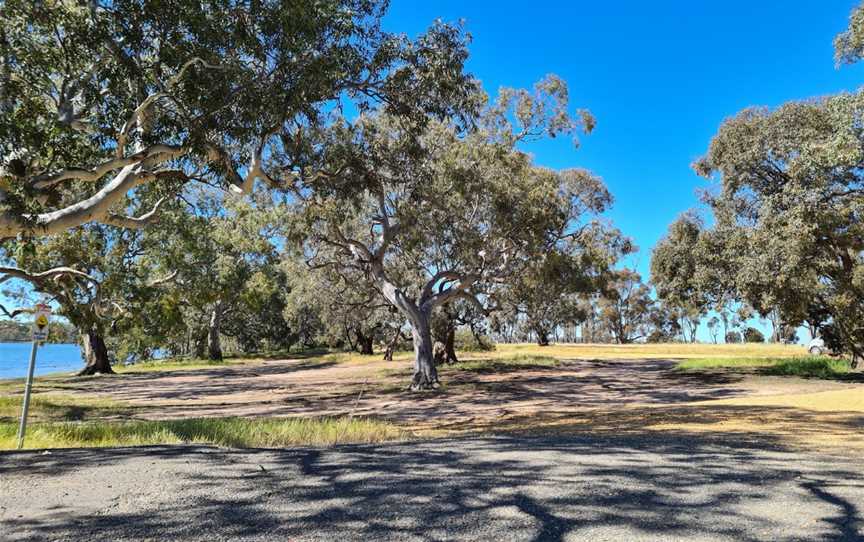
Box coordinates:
[454,329,496,352]
[725,331,742,343]
[743,327,765,343]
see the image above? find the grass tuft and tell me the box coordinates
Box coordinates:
[0,416,409,450]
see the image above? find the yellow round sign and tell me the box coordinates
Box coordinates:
[36,314,48,328]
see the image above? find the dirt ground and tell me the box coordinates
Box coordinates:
[28,349,864,450]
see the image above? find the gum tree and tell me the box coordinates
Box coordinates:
[1,217,173,374]
[597,269,654,344]
[283,259,401,354]
[685,2,864,362]
[0,0,475,239]
[694,92,864,363]
[287,77,607,389]
[503,226,632,346]
[650,212,710,343]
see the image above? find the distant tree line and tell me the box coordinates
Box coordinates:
[0,320,77,344]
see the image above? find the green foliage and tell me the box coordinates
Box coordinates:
[650,212,709,341]
[596,269,654,344]
[743,327,765,343]
[835,2,864,65]
[0,320,76,343]
[0,0,477,236]
[677,356,850,379]
[454,328,495,352]
[282,258,400,353]
[502,227,632,345]
[693,88,864,359]
[725,331,743,344]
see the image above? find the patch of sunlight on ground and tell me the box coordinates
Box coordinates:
[695,388,864,413]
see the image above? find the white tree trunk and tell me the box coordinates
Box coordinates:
[409,312,438,390]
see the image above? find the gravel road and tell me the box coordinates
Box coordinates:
[2,434,863,541]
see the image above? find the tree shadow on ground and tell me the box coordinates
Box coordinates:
[2,433,864,541]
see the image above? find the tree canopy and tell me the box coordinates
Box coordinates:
[284,76,609,388]
[693,91,864,360]
[0,0,477,237]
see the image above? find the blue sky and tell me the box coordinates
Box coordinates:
[385,1,864,341]
[385,0,864,277]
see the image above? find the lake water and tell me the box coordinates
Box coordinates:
[0,343,83,380]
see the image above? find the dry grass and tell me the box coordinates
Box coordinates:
[447,355,560,373]
[314,343,806,367]
[695,387,864,413]
[0,416,410,450]
[1,342,856,451]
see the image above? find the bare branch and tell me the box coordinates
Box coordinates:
[146,270,178,288]
[104,197,166,229]
[0,302,27,319]
[1,165,182,237]
[30,145,185,190]
[0,265,98,286]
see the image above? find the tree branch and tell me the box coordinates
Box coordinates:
[104,197,166,229]
[30,145,185,190]
[0,265,98,286]
[1,165,182,237]
[146,270,178,288]
[421,274,480,311]
[419,270,464,305]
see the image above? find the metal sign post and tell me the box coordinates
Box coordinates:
[17,303,51,450]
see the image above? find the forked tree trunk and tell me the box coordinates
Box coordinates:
[78,329,113,375]
[383,329,404,361]
[409,314,438,390]
[207,304,223,361]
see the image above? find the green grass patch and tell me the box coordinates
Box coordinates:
[1,416,410,450]
[0,394,131,424]
[677,356,851,379]
[116,358,239,373]
[448,355,560,373]
[763,357,852,378]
